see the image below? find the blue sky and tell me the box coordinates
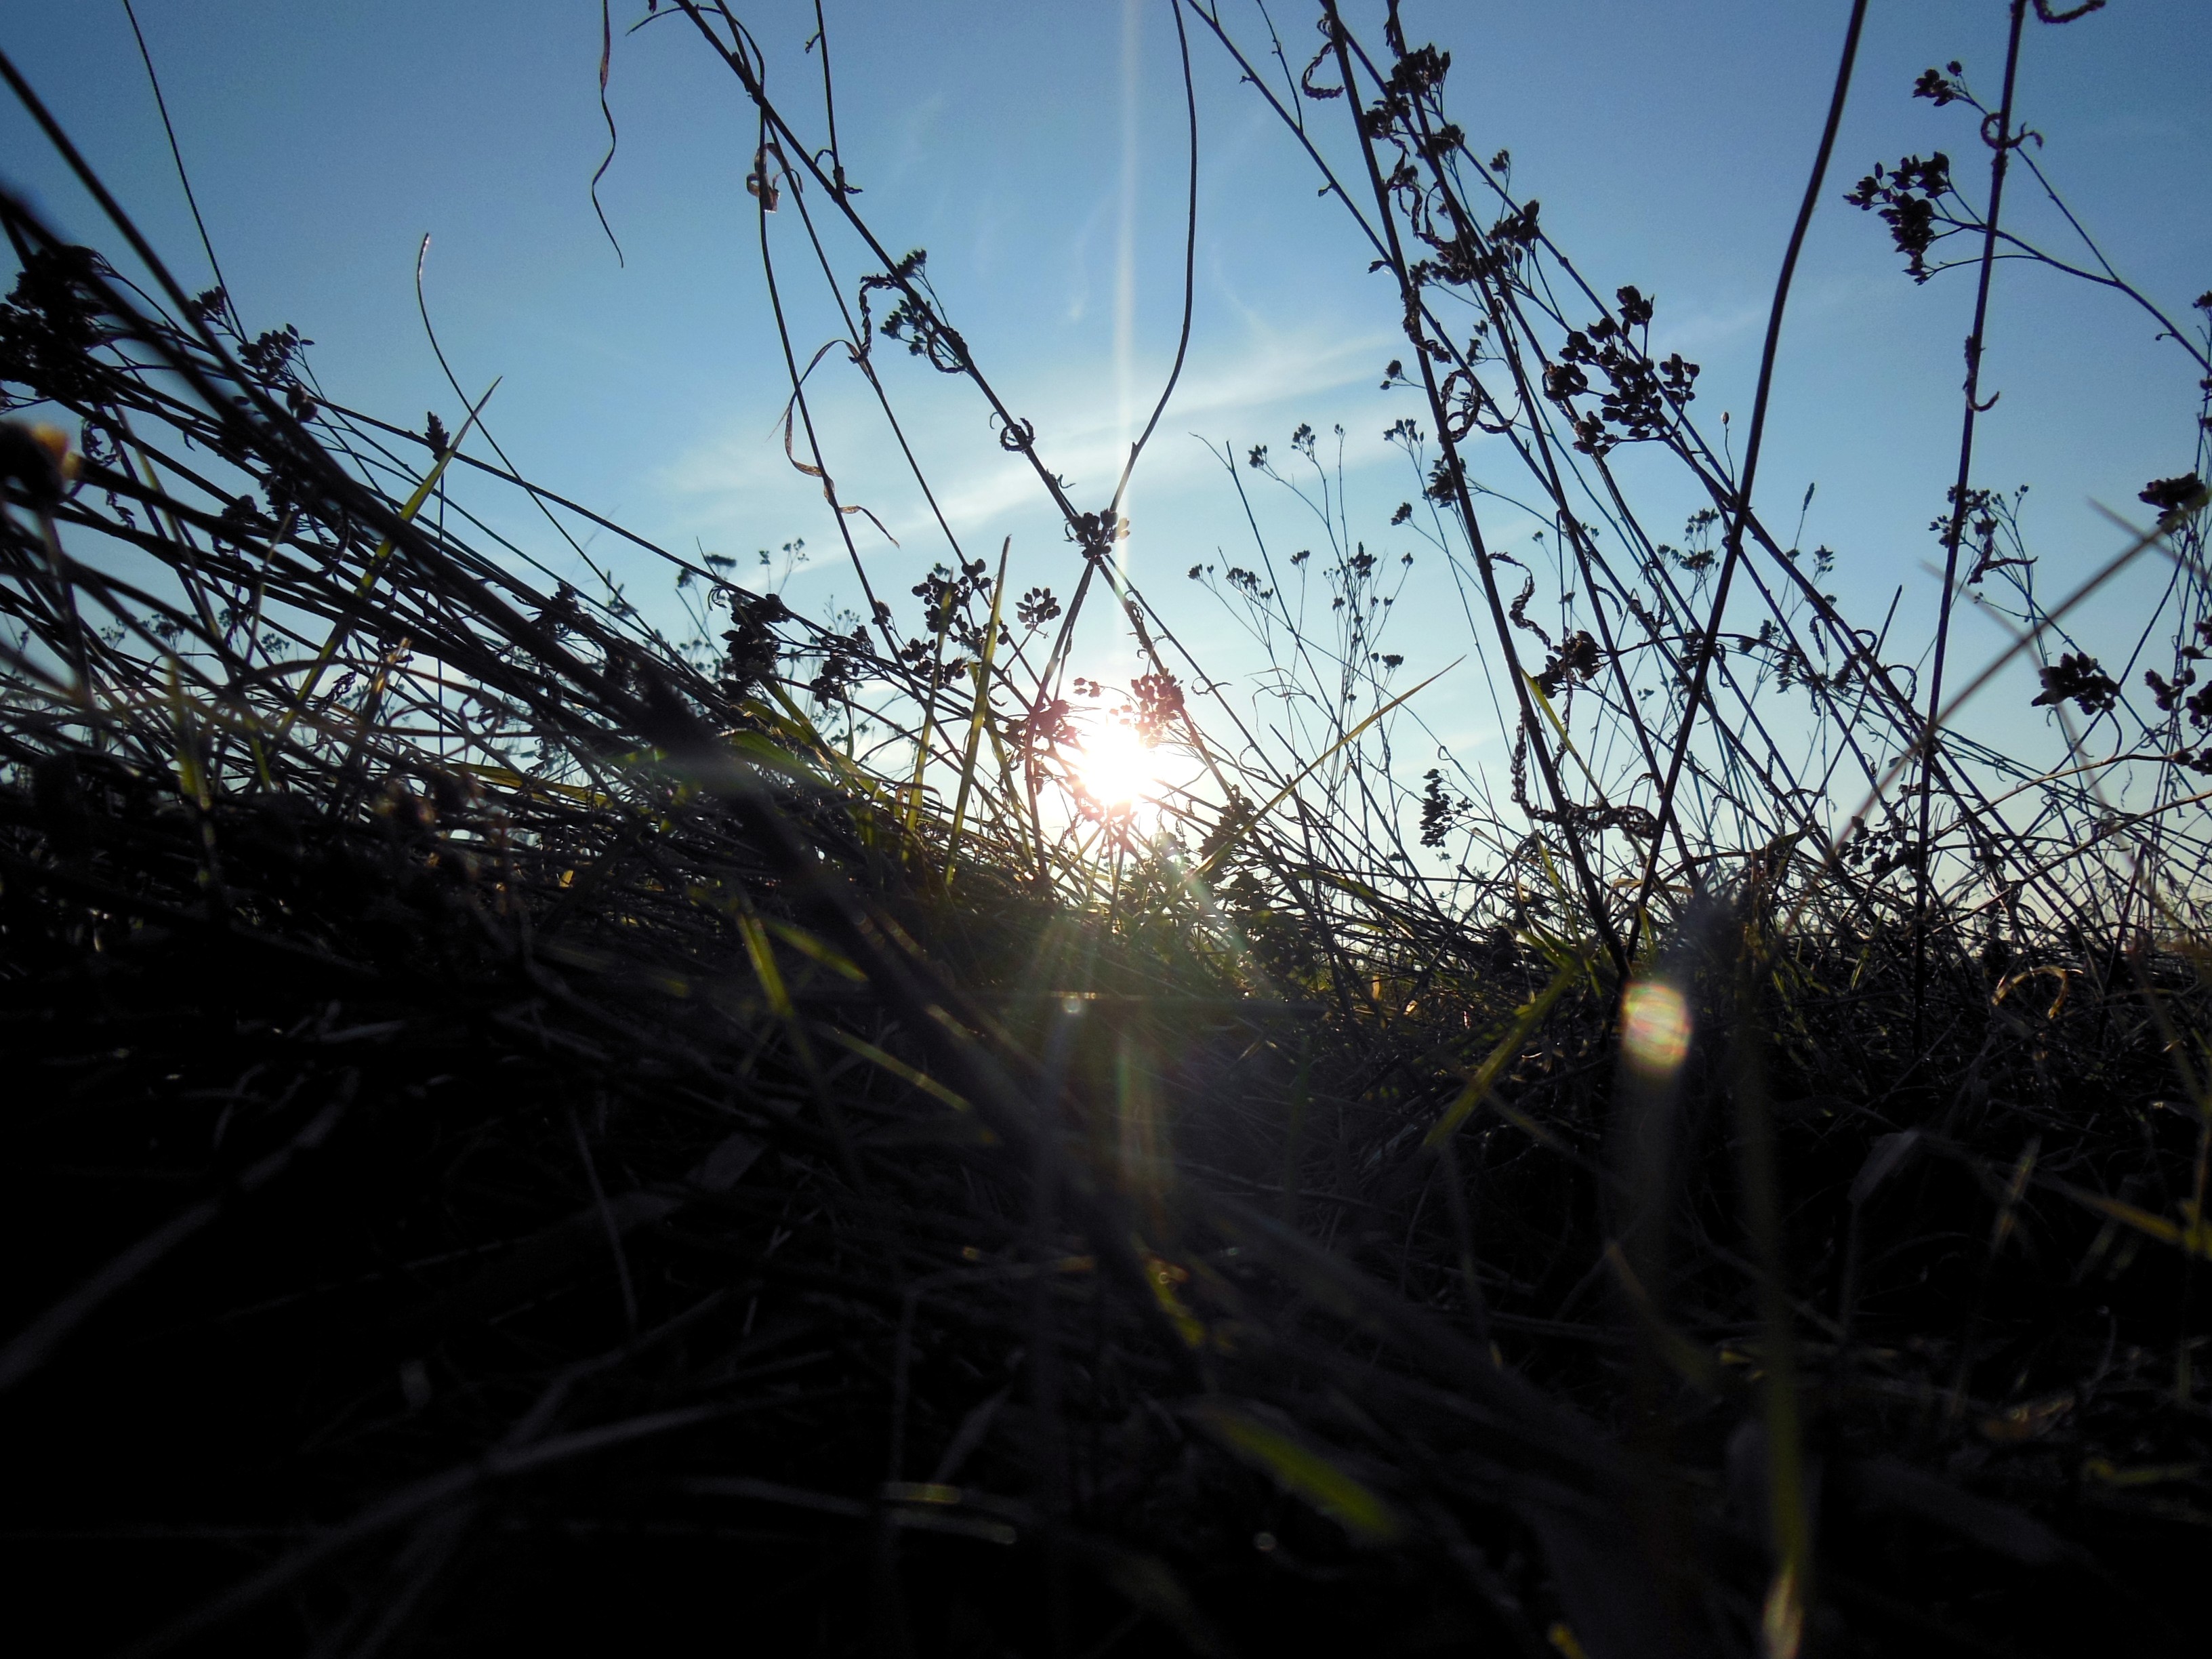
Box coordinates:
[5,1,2207,828]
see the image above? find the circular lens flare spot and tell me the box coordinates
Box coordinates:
[1075,720,1160,810]
[1621,980,1691,1076]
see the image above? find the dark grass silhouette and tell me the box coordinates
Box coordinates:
[1,5,2208,1655]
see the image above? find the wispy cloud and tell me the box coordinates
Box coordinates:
[878,93,947,192]
[653,312,1399,554]
[1661,294,1767,352]
[1063,188,1112,323]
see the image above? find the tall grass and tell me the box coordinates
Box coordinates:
[1,4,2208,1655]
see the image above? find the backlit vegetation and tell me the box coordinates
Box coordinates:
[1,4,2207,1654]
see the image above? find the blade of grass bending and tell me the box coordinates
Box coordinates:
[272,377,499,749]
[819,1027,980,1120]
[983,714,1043,880]
[2039,1178,2212,1261]
[450,762,610,808]
[735,688,878,802]
[1521,676,1658,878]
[763,918,866,983]
[734,906,865,1192]
[747,687,919,863]
[1425,959,1578,1148]
[1183,1401,1404,1545]
[945,535,1010,891]
[1604,1242,1719,1393]
[163,657,222,907]
[1525,844,1606,984]
[1523,671,1604,798]
[1191,659,1456,884]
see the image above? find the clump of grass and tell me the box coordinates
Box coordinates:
[2,7,2209,1656]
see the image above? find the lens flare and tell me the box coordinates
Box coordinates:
[1620,980,1692,1076]
[1074,720,1161,811]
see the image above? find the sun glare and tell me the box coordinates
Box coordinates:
[1620,980,1692,1078]
[1074,720,1162,811]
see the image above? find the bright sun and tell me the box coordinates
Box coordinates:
[1074,720,1162,811]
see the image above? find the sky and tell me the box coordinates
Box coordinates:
[4,0,2208,830]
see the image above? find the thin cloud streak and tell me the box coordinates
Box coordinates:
[653,316,1399,552]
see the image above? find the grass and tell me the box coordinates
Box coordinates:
[2,4,2211,1655]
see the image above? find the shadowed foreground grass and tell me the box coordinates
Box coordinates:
[3,10,2211,1653]
[5,533,2208,1658]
